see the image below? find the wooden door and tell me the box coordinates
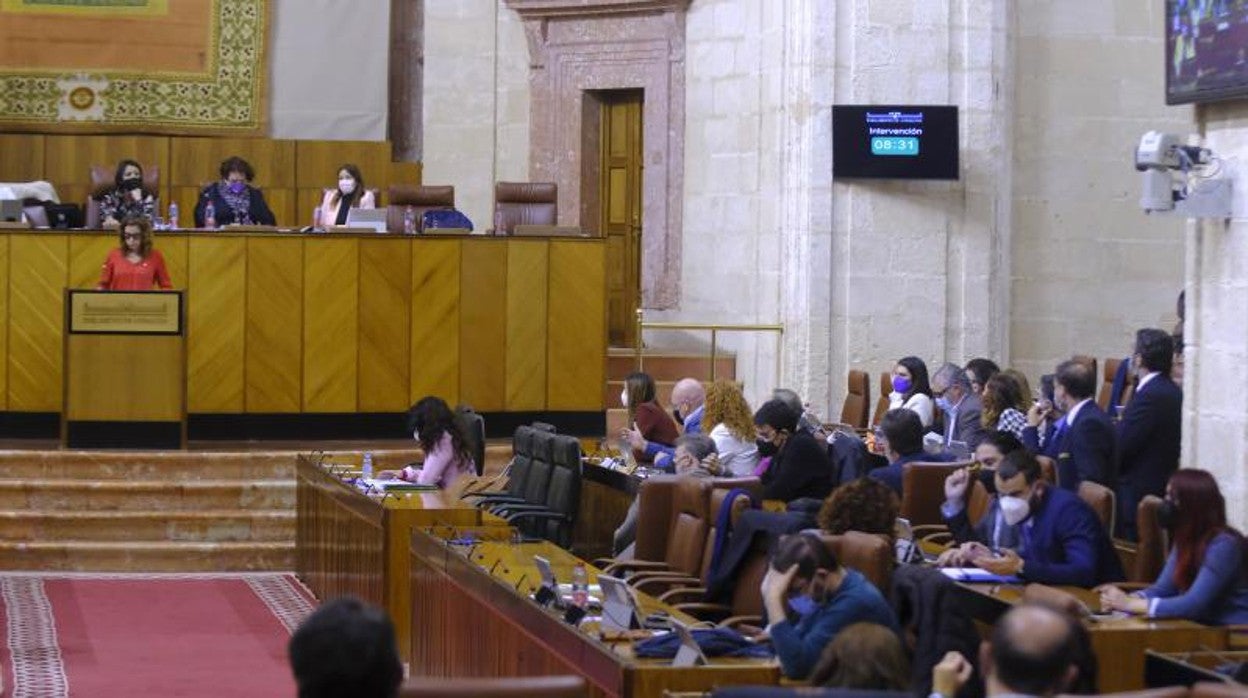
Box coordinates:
[600,91,643,347]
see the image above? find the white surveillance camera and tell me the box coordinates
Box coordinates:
[1135,131,1231,218]
[1135,131,1181,171]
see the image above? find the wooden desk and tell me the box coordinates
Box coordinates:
[954,582,1227,693]
[573,462,640,559]
[407,529,780,698]
[294,454,504,659]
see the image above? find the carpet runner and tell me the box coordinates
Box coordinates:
[0,572,316,698]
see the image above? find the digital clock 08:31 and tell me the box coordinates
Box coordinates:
[870,136,920,156]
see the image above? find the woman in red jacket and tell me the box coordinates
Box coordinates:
[618,371,679,464]
[97,216,172,291]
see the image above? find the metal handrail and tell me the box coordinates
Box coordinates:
[633,309,784,382]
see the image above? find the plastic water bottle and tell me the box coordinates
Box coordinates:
[361,452,374,480]
[204,200,216,229]
[403,206,415,235]
[570,562,589,608]
[312,206,322,231]
[168,202,179,229]
[493,209,505,236]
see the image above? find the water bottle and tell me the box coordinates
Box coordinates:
[403,205,415,235]
[204,200,217,229]
[312,206,322,231]
[570,562,589,608]
[168,202,179,229]
[493,208,505,236]
[361,452,374,480]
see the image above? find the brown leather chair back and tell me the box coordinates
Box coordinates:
[663,477,713,577]
[1098,357,1122,410]
[1036,455,1058,485]
[633,475,679,562]
[400,676,587,697]
[840,369,870,429]
[699,479,763,580]
[386,184,454,233]
[966,479,991,526]
[726,533,769,619]
[823,531,893,592]
[494,182,557,235]
[86,163,160,228]
[872,372,891,426]
[900,461,972,527]
[1134,495,1168,583]
[1077,480,1115,535]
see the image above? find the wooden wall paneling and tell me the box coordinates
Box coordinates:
[359,238,411,412]
[458,240,507,412]
[387,161,422,187]
[0,135,45,183]
[504,241,548,411]
[8,234,67,411]
[260,189,296,229]
[158,235,189,290]
[294,141,392,190]
[67,234,116,290]
[297,189,325,228]
[42,135,170,211]
[302,237,359,412]
[547,242,606,411]
[245,236,303,412]
[409,240,460,405]
[186,236,246,412]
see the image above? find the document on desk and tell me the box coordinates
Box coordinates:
[358,478,439,492]
[940,568,1021,584]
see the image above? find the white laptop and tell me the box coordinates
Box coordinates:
[343,208,388,233]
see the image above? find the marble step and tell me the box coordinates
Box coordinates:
[0,449,424,481]
[0,479,294,511]
[0,540,294,572]
[0,509,293,542]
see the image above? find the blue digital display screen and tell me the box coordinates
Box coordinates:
[833,105,959,180]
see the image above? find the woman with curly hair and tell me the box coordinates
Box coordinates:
[702,380,759,476]
[377,396,476,489]
[816,477,899,540]
[980,372,1028,439]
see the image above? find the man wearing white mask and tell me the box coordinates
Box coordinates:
[960,451,1124,587]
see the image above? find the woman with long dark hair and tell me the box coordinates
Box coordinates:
[887,356,934,427]
[617,371,678,464]
[318,163,375,228]
[1099,469,1248,624]
[377,396,476,489]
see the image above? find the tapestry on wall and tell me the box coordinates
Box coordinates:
[0,0,268,135]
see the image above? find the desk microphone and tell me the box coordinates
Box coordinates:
[488,559,501,575]
[514,574,529,592]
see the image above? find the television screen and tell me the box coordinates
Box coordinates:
[832,105,959,180]
[1167,0,1248,104]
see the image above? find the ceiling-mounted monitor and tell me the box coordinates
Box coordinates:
[1166,0,1248,105]
[832,105,959,180]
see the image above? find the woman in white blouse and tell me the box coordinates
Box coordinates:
[887,356,935,427]
[703,380,759,477]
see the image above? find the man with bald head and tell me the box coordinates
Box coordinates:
[933,603,1084,697]
[646,377,706,468]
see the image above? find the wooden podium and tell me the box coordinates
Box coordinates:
[63,290,186,449]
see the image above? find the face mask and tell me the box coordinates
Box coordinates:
[122,177,143,191]
[1157,499,1178,530]
[619,390,628,407]
[935,396,952,413]
[892,375,912,394]
[339,179,356,195]
[756,439,778,457]
[227,181,246,195]
[999,492,1032,526]
[787,594,818,616]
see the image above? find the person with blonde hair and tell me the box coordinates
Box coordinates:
[980,372,1028,440]
[702,380,758,476]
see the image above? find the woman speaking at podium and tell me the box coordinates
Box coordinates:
[97,216,172,291]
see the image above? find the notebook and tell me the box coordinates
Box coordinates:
[344,208,388,232]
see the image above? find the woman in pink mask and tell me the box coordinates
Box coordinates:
[194,155,277,228]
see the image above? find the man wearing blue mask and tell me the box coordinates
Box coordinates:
[931,362,988,450]
[760,532,897,679]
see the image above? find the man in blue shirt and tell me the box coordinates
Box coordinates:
[648,377,706,468]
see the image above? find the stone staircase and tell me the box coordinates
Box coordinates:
[605,347,737,435]
[0,448,423,572]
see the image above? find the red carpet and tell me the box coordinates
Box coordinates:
[0,572,316,698]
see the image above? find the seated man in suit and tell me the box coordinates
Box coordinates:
[974,450,1125,587]
[868,408,952,496]
[1022,359,1114,490]
[1115,329,1183,540]
[936,431,1026,566]
[931,362,988,451]
[754,399,834,502]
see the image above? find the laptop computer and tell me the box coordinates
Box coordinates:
[44,203,83,229]
[343,208,388,233]
[0,199,22,223]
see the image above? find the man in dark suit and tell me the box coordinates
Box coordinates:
[867,408,953,495]
[1022,359,1114,490]
[931,362,988,450]
[974,450,1125,587]
[1115,329,1183,540]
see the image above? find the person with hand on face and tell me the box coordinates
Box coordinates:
[97,159,156,228]
[970,450,1124,587]
[1098,469,1248,625]
[761,532,898,680]
[1023,359,1114,490]
[194,155,277,227]
[936,431,1026,567]
[887,356,935,428]
[754,399,834,502]
[618,371,680,466]
[931,362,988,450]
[319,163,376,228]
[97,216,172,291]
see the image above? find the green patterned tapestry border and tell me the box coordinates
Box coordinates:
[0,0,267,135]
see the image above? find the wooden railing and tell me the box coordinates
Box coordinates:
[632,308,784,381]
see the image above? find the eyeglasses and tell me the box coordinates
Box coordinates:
[123,233,142,239]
